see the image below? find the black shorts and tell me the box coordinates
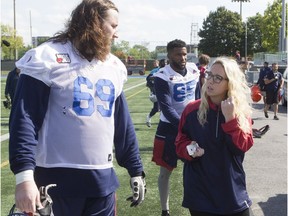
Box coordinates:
[266,90,279,105]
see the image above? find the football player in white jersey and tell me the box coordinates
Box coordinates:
[152,39,199,216]
[9,0,146,215]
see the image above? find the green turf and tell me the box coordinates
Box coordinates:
[1,76,190,215]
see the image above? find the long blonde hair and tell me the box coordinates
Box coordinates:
[198,57,252,133]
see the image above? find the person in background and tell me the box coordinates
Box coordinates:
[195,54,210,99]
[146,59,166,127]
[256,61,271,106]
[263,63,283,120]
[176,57,254,216]
[9,0,146,215]
[235,50,241,63]
[5,67,20,105]
[152,39,199,216]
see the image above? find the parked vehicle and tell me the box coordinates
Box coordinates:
[281,68,287,106]
[125,57,146,76]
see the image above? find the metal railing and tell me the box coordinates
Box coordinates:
[253,52,287,66]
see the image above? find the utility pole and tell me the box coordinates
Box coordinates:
[245,22,247,61]
[30,10,33,47]
[13,0,18,60]
[232,0,250,61]
[231,0,250,20]
[280,0,286,51]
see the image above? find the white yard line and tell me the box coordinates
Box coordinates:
[124,81,146,92]
[1,133,9,142]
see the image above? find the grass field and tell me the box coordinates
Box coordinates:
[1,74,190,215]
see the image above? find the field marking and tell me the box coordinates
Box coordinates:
[124,81,146,92]
[1,133,9,142]
[1,160,9,168]
[126,87,147,100]
[1,81,147,168]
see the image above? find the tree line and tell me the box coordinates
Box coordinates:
[1,0,286,61]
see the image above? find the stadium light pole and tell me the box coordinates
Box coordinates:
[30,10,33,48]
[280,0,286,51]
[231,0,250,20]
[245,21,247,61]
[232,0,250,62]
[13,0,18,60]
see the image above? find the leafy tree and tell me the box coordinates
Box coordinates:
[111,40,153,60]
[1,24,24,60]
[18,45,32,59]
[111,40,130,55]
[112,50,126,59]
[129,44,150,59]
[149,50,158,60]
[198,7,244,57]
[240,13,267,57]
[111,40,132,59]
[261,0,285,52]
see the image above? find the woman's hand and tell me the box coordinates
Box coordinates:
[221,97,235,122]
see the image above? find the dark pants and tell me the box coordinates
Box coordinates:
[189,208,251,216]
[52,192,116,216]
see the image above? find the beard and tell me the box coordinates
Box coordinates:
[170,61,186,72]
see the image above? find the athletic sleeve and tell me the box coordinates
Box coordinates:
[154,77,180,127]
[5,71,12,96]
[175,102,197,161]
[222,118,254,153]
[9,74,50,174]
[113,92,143,177]
[256,70,263,85]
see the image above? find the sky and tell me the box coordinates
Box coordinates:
[1,0,275,50]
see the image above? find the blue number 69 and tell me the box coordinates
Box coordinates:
[73,76,115,117]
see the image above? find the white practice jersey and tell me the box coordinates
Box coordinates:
[16,41,127,170]
[153,63,199,123]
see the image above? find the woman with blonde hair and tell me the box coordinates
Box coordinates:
[175,57,254,216]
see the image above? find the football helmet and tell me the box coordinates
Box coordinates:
[7,184,56,216]
[251,85,262,102]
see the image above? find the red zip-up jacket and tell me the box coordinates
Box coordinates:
[175,99,253,215]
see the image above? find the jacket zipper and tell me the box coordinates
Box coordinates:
[216,108,220,138]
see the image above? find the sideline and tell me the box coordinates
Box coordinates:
[1,81,146,168]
